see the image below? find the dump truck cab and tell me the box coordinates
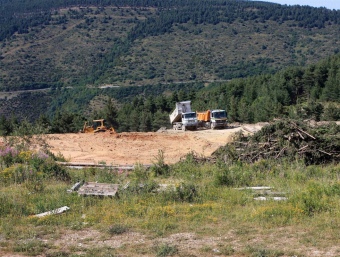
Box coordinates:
[180,111,198,131]
[210,109,227,129]
[169,101,198,131]
[197,109,227,129]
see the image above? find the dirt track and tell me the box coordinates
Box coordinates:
[45,127,245,165]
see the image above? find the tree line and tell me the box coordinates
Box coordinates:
[2,0,340,41]
[0,52,339,136]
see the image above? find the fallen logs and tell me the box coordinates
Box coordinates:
[213,119,340,165]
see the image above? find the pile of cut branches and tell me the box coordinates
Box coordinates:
[213,119,340,165]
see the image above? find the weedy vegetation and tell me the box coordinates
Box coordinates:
[0,123,339,256]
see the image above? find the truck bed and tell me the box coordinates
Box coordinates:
[169,101,192,124]
[197,110,211,122]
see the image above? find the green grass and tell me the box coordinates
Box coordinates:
[0,152,340,256]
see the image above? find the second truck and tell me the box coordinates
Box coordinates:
[196,109,228,129]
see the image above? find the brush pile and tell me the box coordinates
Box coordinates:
[213,119,340,165]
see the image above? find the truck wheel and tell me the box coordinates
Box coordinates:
[182,125,186,131]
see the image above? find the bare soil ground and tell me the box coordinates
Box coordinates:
[44,126,245,165]
[1,227,338,257]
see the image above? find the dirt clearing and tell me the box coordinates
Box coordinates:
[44,126,244,165]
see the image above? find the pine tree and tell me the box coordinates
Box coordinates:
[105,97,119,129]
[152,110,169,130]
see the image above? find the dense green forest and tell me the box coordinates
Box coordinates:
[1,0,340,90]
[0,0,339,132]
[2,0,340,42]
[1,0,339,42]
[0,52,339,134]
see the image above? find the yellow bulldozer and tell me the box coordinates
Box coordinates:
[82,119,115,133]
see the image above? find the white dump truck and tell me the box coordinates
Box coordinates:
[169,101,198,131]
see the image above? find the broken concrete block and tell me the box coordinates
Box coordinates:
[35,206,70,217]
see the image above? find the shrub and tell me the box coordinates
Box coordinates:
[0,146,18,167]
[160,182,199,203]
[125,180,159,194]
[151,149,170,176]
[24,178,45,193]
[214,164,252,187]
[0,164,39,184]
[154,243,178,257]
[175,182,198,202]
[29,151,49,169]
[214,168,232,186]
[251,204,304,226]
[108,224,129,235]
[245,245,285,257]
[39,158,70,181]
[13,239,48,256]
[291,181,338,216]
[130,163,150,181]
[0,194,16,216]
[0,148,69,184]
[95,168,118,183]
[170,153,204,180]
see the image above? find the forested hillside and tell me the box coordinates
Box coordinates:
[0,0,339,132]
[1,0,340,90]
[0,52,339,134]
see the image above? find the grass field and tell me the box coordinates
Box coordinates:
[0,146,339,256]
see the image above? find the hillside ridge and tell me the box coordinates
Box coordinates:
[1,0,340,90]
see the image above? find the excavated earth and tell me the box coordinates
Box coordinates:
[35,121,338,165]
[43,125,247,165]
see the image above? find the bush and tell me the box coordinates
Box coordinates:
[214,164,252,187]
[214,168,232,186]
[13,239,48,256]
[125,180,159,195]
[0,146,18,167]
[0,148,70,185]
[291,181,338,216]
[154,243,178,257]
[38,158,70,181]
[160,182,199,203]
[251,204,304,226]
[151,150,170,176]
[108,224,129,235]
[0,164,43,185]
[95,168,118,183]
[24,178,45,193]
